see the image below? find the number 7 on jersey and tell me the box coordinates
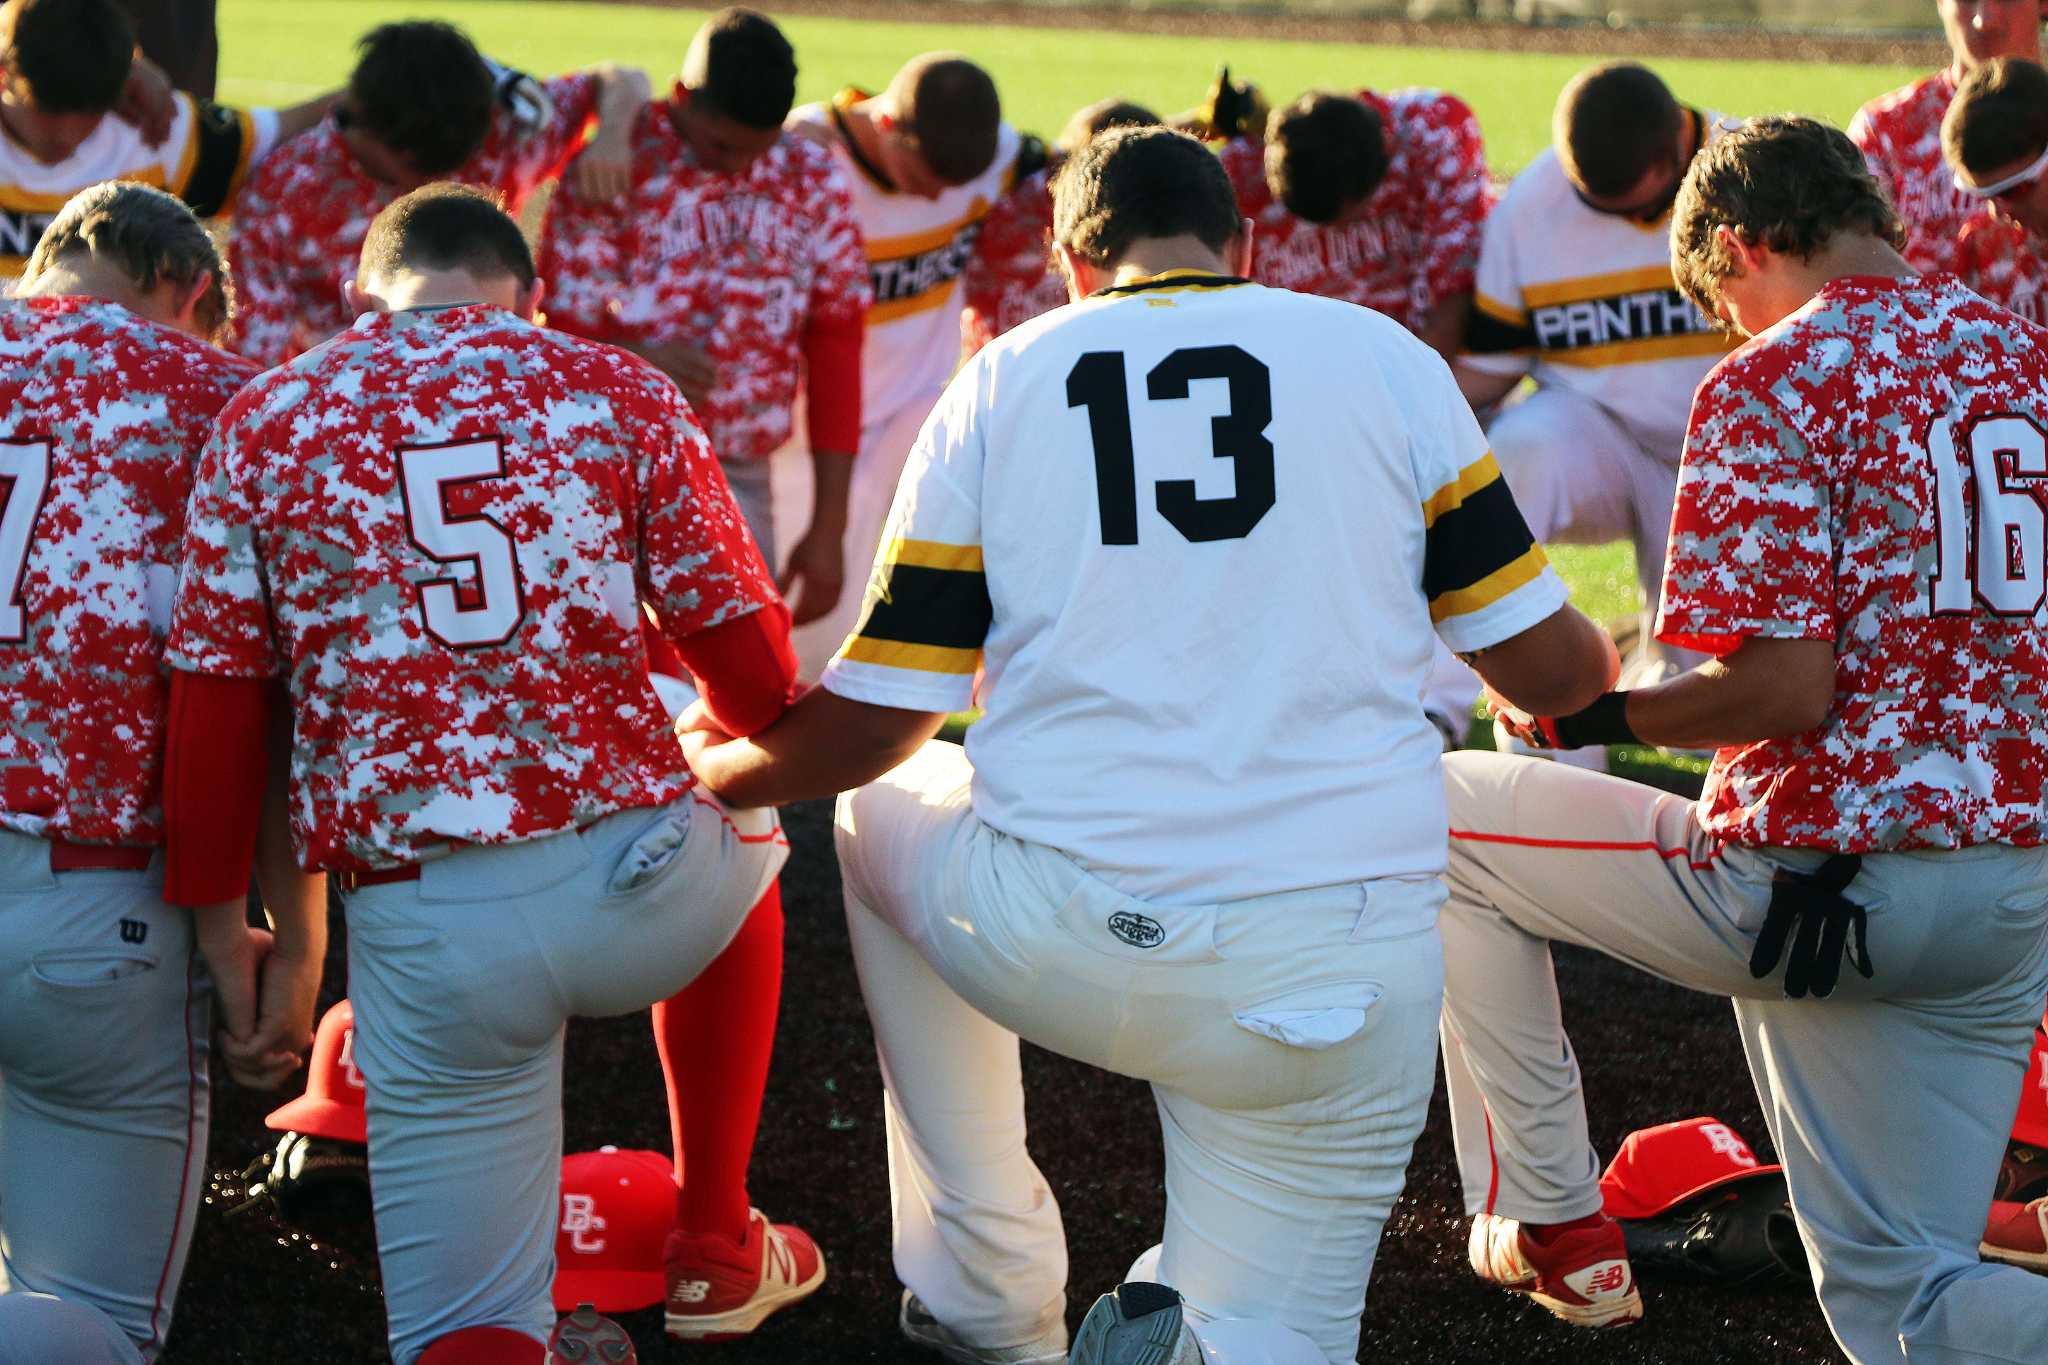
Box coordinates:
[0,439,51,643]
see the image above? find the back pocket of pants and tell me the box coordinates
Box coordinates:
[1234,980,1384,1050]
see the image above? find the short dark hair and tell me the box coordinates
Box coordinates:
[1672,116,1903,321]
[1,0,133,114]
[683,8,795,130]
[1052,125,1240,268]
[1054,97,1158,155]
[1264,92,1388,225]
[1944,57,2048,180]
[358,183,536,289]
[348,22,496,178]
[25,180,229,335]
[1554,63,1682,199]
[891,54,1000,185]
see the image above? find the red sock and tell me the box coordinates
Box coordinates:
[1526,1212,1609,1245]
[653,880,784,1245]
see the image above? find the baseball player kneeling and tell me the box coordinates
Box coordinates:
[163,185,792,1365]
[1440,118,2048,1363]
[681,126,1616,1365]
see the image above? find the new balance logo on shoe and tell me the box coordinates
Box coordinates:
[1578,1262,1629,1295]
[671,1281,711,1304]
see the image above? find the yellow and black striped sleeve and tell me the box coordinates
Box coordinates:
[834,538,991,679]
[1464,291,1536,355]
[174,99,261,218]
[1422,451,1551,633]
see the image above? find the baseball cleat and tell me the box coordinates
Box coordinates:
[662,1208,825,1341]
[899,1290,1069,1364]
[1981,1196,2048,1273]
[547,1304,638,1363]
[1067,1282,1202,1365]
[1469,1212,1643,1328]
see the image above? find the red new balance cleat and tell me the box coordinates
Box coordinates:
[548,1304,638,1363]
[1469,1212,1644,1328]
[663,1207,826,1341]
[1982,1197,2048,1273]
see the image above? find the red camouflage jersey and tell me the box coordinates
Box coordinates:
[1958,214,2048,325]
[1218,88,1492,333]
[538,100,869,462]
[164,304,779,872]
[1850,71,1976,276]
[1656,273,2048,852]
[960,162,1063,356]
[228,74,600,368]
[0,298,257,845]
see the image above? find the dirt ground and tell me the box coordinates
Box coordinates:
[163,766,1858,1364]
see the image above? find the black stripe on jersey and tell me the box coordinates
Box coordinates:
[180,100,252,216]
[831,100,896,192]
[1464,301,1537,354]
[1095,274,1251,298]
[852,563,993,651]
[1423,475,1538,603]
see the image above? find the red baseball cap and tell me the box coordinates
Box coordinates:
[2014,1023,2048,1150]
[1598,1116,1783,1220]
[553,1147,679,1313]
[263,999,367,1144]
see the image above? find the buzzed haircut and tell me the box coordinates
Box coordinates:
[1554,62,1682,199]
[891,54,1001,185]
[1,0,134,114]
[1265,92,1388,225]
[683,7,796,129]
[1671,116,1902,322]
[1944,57,2048,179]
[348,21,496,178]
[1055,97,1159,155]
[357,183,536,289]
[1053,125,1240,268]
[24,179,229,334]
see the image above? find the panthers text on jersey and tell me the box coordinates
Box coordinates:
[165,305,779,872]
[0,297,257,845]
[1658,274,2048,852]
[822,272,1565,902]
[539,100,869,462]
[228,74,600,368]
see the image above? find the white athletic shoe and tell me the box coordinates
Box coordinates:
[899,1291,1069,1364]
[1067,1283,1202,1365]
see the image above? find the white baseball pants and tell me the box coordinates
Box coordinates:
[776,389,944,680]
[1437,751,2048,1364]
[1423,384,1702,725]
[342,793,785,1364]
[836,740,1445,1365]
[0,832,208,1365]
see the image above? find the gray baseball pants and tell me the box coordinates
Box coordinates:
[342,793,785,1364]
[1438,751,2048,1364]
[0,831,209,1365]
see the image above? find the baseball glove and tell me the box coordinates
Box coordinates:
[231,1130,373,1236]
[1618,1171,1810,1288]
[2000,1142,2048,1204]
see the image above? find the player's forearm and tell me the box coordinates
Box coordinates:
[1616,637,1835,750]
[692,688,945,808]
[1472,603,1619,719]
[591,64,652,138]
[1454,361,1524,411]
[805,447,853,542]
[271,90,341,144]
[254,695,326,964]
[1417,293,1471,364]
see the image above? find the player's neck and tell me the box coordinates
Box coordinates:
[837,99,887,169]
[13,259,138,311]
[363,270,518,314]
[1106,238,1238,286]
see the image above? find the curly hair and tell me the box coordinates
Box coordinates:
[1052,125,1240,268]
[23,181,230,337]
[1264,92,1387,225]
[1670,115,1902,322]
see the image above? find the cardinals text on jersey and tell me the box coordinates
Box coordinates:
[1658,274,2048,852]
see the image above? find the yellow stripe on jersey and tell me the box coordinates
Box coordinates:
[885,538,986,573]
[1546,332,1734,368]
[229,107,258,199]
[1421,452,1503,529]
[866,206,991,263]
[1473,290,1527,325]
[1429,545,1550,624]
[169,93,201,195]
[1521,265,1678,310]
[0,174,165,214]
[836,637,981,675]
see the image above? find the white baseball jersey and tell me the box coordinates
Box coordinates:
[788,93,1022,427]
[821,272,1567,903]
[1461,110,1738,462]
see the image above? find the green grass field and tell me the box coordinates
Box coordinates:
[216,0,1902,781]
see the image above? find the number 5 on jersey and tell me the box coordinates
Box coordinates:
[0,439,51,643]
[399,439,527,648]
